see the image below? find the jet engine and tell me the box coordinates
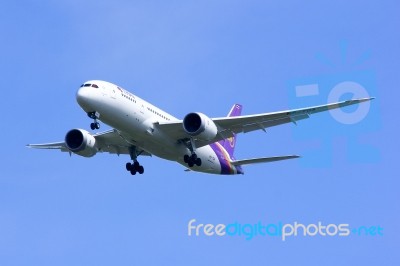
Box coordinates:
[183,112,218,140]
[65,129,98,157]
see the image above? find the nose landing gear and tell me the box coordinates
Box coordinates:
[90,122,100,130]
[88,111,100,130]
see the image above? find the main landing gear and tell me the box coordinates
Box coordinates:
[184,153,202,167]
[126,161,144,175]
[126,147,144,175]
[88,111,100,130]
[183,138,202,168]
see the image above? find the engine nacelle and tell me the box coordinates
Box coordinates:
[183,112,218,140]
[65,129,98,157]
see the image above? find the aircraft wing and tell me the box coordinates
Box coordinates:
[27,141,69,151]
[156,97,374,148]
[27,129,152,156]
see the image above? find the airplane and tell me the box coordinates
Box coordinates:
[27,80,374,175]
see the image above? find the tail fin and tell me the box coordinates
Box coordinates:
[218,104,242,158]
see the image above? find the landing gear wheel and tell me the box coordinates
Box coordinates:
[183,137,202,168]
[126,160,144,175]
[184,154,190,163]
[184,153,201,167]
[88,112,100,130]
[195,158,202,166]
[90,122,100,130]
[138,165,144,174]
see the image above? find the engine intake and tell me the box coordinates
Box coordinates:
[65,129,98,157]
[183,112,218,140]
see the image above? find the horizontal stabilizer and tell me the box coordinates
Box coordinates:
[231,155,300,166]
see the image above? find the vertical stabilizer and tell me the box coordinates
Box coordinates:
[218,104,242,158]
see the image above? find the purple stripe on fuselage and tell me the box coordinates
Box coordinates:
[210,143,243,175]
[210,143,233,174]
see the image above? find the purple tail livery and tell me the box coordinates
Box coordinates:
[218,104,242,158]
[209,104,244,175]
[211,103,300,175]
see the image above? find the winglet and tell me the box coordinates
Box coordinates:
[355,97,375,102]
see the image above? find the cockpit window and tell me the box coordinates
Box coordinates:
[80,83,98,88]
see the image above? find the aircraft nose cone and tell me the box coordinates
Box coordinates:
[76,86,92,110]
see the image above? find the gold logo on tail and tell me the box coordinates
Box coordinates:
[227,137,235,148]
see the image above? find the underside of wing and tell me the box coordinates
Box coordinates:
[156,97,374,148]
[27,142,68,151]
[27,129,151,157]
[212,98,373,134]
[94,129,151,156]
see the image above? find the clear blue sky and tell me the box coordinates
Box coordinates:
[0,1,399,265]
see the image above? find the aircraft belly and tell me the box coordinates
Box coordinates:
[198,146,222,174]
[175,146,222,174]
[90,96,224,173]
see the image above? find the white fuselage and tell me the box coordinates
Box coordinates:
[76,80,238,175]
